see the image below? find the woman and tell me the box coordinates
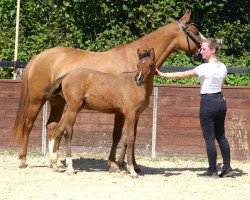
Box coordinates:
[155,38,233,178]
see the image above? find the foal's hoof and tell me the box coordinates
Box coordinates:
[19,163,28,169]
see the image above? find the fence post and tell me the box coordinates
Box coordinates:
[42,101,48,155]
[13,0,21,80]
[151,86,158,158]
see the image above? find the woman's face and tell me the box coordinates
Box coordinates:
[200,42,215,60]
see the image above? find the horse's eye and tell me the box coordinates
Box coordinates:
[149,64,154,68]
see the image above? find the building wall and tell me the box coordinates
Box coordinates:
[0,80,249,160]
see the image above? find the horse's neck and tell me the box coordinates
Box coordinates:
[125,22,178,68]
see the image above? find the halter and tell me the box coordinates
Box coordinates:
[176,20,201,52]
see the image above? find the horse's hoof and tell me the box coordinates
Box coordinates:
[52,167,59,172]
[135,168,141,173]
[120,170,128,175]
[68,171,75,176]
[109,167,120,173]
[19,163,28,169]
[130,174,139,178]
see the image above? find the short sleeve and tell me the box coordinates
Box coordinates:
[193,63,206,77]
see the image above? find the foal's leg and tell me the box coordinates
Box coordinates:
[63,109,79,175]
[51,95,81,175]
[47,97,65,167]
[50,113,67,172]
[108,114,125,172]
[52,104,80,175]
[19,100,45,168]
[117,119,140,173]
[124,116,138,178]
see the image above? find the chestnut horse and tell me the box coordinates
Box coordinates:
[45,49,156,177]
[13,10,204,170]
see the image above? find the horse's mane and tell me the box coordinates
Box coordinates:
[122,49,152,74]
[138,50,152,59]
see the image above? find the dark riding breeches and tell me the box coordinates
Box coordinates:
[199,92,231,171]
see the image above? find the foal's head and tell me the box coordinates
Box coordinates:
[135,48,156,86]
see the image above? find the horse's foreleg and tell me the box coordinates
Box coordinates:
[133,120,141,173]
[108,114,124,172]
[117,131,127,174]
[19,102,44,168]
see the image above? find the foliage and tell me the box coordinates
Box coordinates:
[0,0,249,85]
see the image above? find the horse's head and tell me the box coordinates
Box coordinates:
[135,48,156,86]
[176,10,205,55]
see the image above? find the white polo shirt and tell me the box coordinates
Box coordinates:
[194,62,227,94]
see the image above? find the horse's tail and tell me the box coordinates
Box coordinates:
[44,74,67,99]
[12,56,35,142]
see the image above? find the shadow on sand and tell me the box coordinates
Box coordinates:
[50,157,248,178]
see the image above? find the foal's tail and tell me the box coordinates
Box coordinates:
[12,57,34,142]
[44,74,67,99]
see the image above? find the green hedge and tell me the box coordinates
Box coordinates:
[0,0,249,85]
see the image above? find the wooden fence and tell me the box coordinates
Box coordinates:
[0,80,249,160]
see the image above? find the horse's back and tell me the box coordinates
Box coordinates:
[28,46,134,83]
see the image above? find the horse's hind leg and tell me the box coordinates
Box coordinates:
[50,113,67,172]
[46,97,65,169]
[19,101,45,168]
[108,114,124,173]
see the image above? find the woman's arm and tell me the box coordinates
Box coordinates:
[155,68,198,79]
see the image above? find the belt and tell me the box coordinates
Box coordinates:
[201,92,222,97]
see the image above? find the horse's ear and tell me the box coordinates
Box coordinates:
[149,48,155,61]
[180,10,191,24]
[137,48,143,59]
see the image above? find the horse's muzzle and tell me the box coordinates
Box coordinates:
[195,48,202,58]
[195,48,205,63]
[135,72,144,86]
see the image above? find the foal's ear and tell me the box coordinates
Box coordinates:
[137,48,143,59]
[149,48,155,61]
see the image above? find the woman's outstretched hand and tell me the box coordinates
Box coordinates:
[155,68,163,77]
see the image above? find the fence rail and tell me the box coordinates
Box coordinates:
[1,81,249,159]
[0,61,249,73]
